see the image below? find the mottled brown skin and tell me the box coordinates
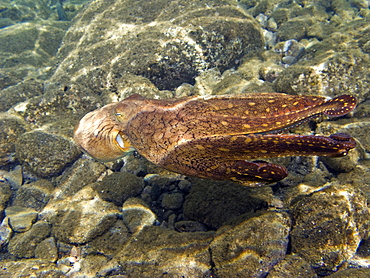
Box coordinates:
[74,93,357,186]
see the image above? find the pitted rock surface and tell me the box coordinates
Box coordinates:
[48,0,264,92]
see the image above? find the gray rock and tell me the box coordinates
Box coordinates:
[87,220,130,258]
[94,172,144,206]
[174,221,207,232]
[327,268,370,277]
[144,174,178,192]
[8,221,51,258]
[75,254,109,277]
[117,225,214,277]
[53,158,106,200]
[0,114,28,166]
[277,18,309,41]
[0,179,12,213]
[47,0,264,93]
[42,186,120,244]
[161,192,184,210]
[0,259,63,277]
[290,183,370,273]
[5,206,38,232]
[14,82,102,131]
[0,78,43,112]
[274,47,369,100]
[0,20,69,83]
[16,130,81,177]
[0,217,12,249]
[13,179,54,211]
[97,259,126,277]
[0,0,51,23]
[0,165,23,190]
[122,198,156,234]
[337,162,370,203]
[210,211,291,277]
[35,237,58,263]
[268,254,317,278]
[178,179,192,193]
[183,178,270,229]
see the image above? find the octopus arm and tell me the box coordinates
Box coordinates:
[176,94,357,136]
[159,132,356,186]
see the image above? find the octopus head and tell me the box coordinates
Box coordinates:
[73,103,133,162]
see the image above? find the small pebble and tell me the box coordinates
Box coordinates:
[161,193,184,210]
[5,206,38,232]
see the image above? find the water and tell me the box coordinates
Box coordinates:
[0,0,369,277]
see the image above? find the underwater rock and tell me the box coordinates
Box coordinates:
[277,18,309,41]
[174,221,207,233]
[0,259,63,277]
[71,254,109,277]
[0,114,28,166]
[316,120,363,173]
[0,0,51,22]
[48,0,264,92]
[8,221,51,258]
[183,178,270,229]
[34,237,58,263]
[210,211,291,277]
[318,119,370,159]
[337,164,370,203]
[16,130,80,177]
[275,39,306,65]
[14,84,102,130]
[53,157,106,200]
[0,79,43,112]
[87,220,130,258]
[0,217,12,250]
[100,73,165,104]
[94,172,145,206]
[327,268,370,277]
[0,165,23,190]
[290,183,370,274]
[122,198,156,234]
[268,254,317,278]
[13,179,54,211]
[0,20,69,82]
[42,186,120,244]
[117,225,214,277]
[0,180,11,215]
[161,192,184,210]
[5,206,38,233]
[274,47,370,100]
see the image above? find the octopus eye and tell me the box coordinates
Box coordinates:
[115,111,125,122]
[116,132,126,149]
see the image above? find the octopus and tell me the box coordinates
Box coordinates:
[73,93,357,186]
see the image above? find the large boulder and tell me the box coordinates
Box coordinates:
[47,0,264,93]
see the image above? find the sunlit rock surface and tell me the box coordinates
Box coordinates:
[0,0,369,277]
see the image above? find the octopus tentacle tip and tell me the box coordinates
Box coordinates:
[323,95,357,117]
